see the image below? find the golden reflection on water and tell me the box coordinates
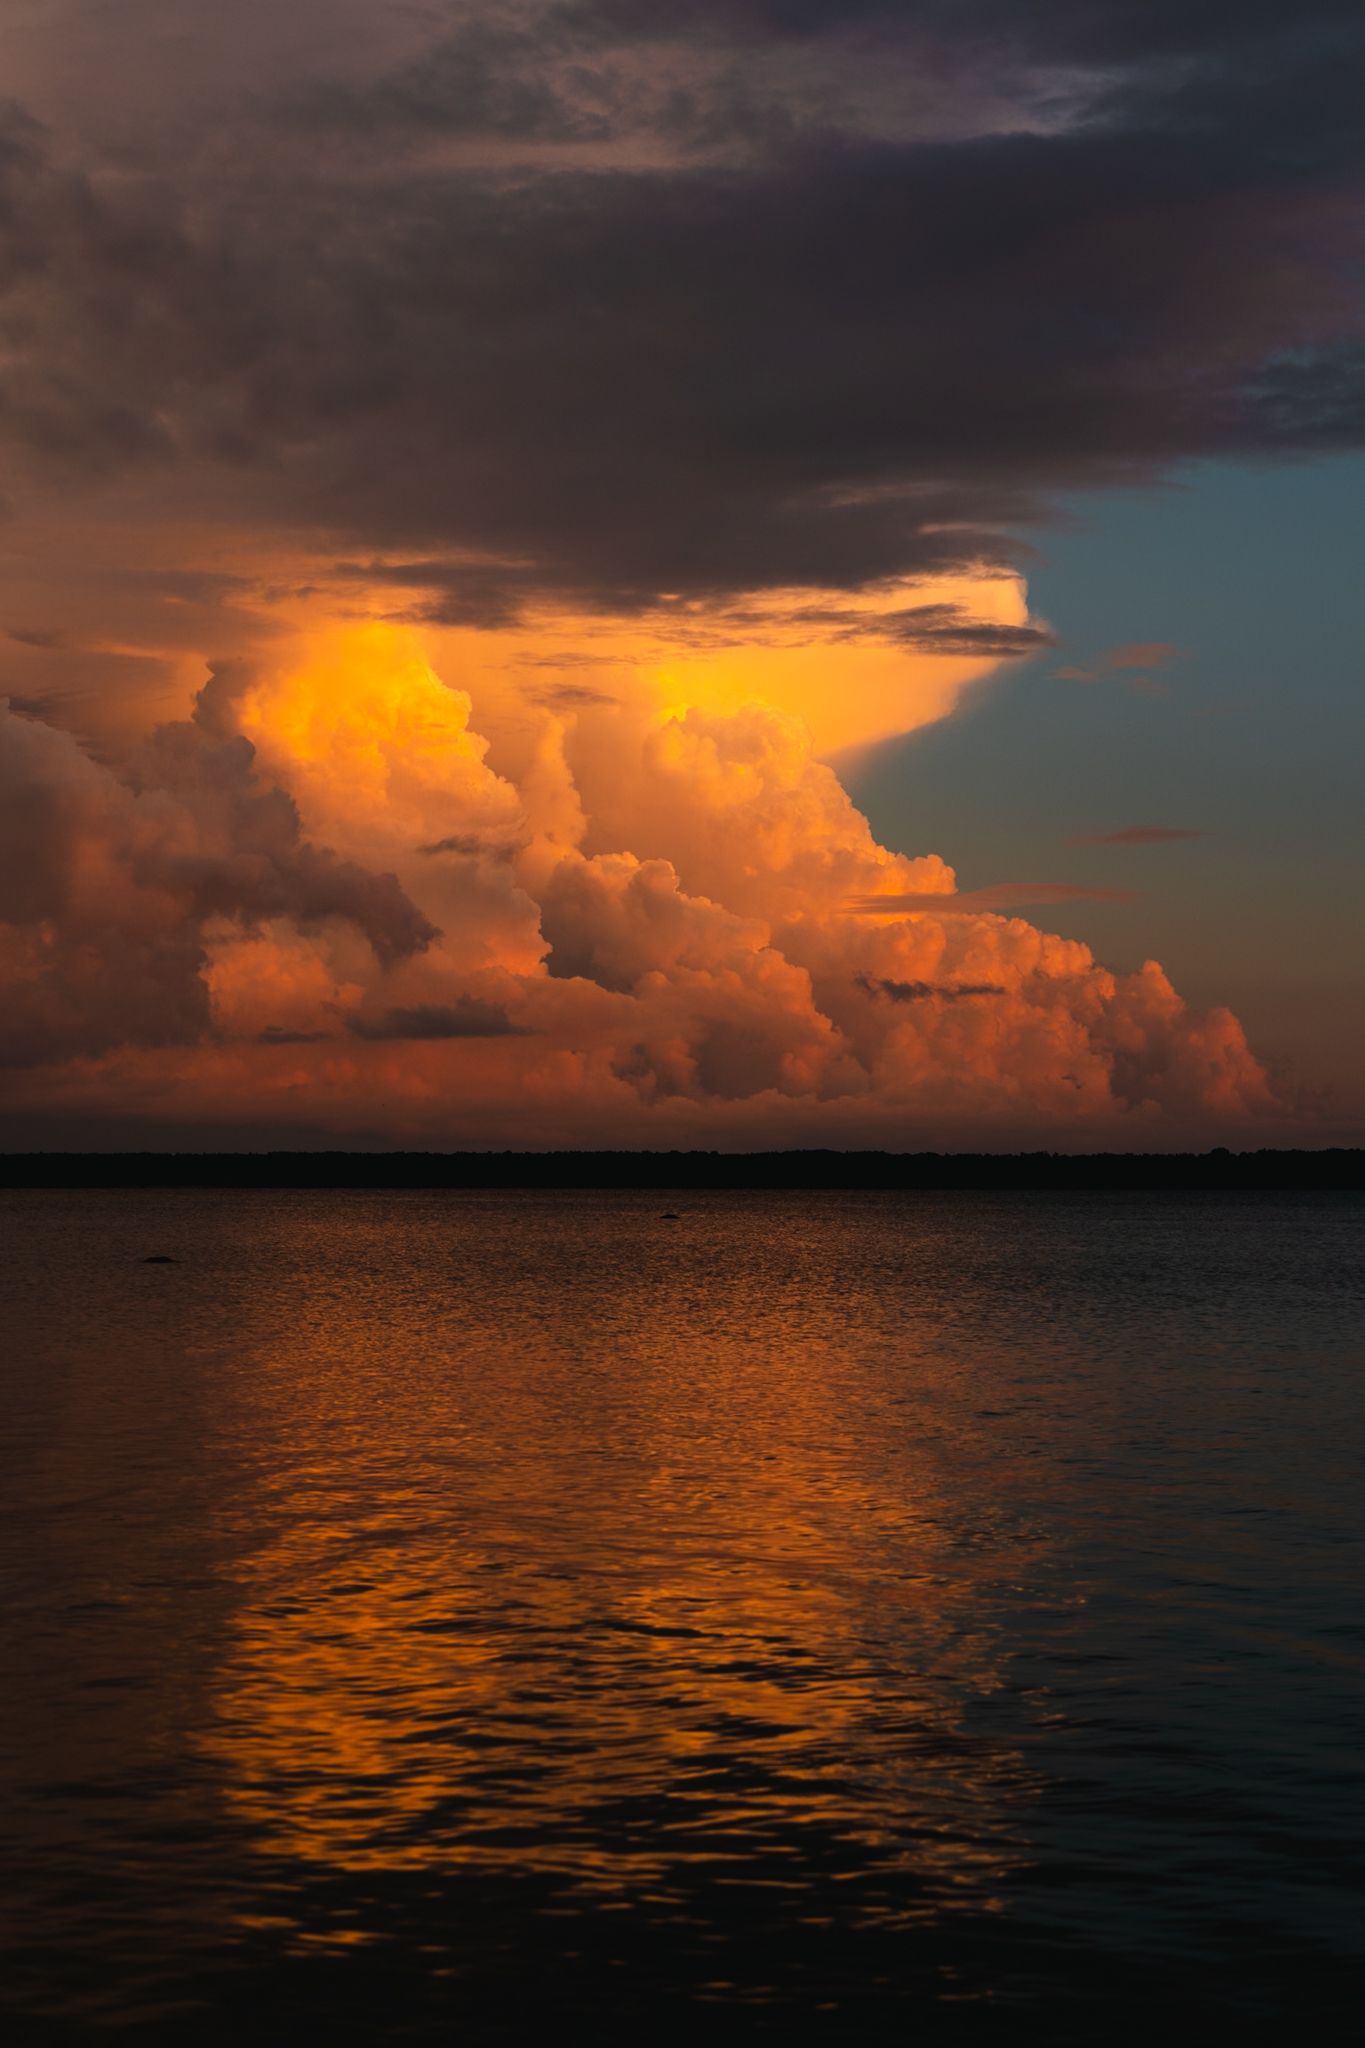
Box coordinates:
[197,1197,1043,1930]
[7,1185,1364,2033]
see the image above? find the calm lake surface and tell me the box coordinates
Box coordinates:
[2,1188,1362,2041]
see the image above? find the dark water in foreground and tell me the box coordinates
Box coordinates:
[1,1189,1362,2042]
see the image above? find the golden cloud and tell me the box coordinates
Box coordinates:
[0,619,1285,1144]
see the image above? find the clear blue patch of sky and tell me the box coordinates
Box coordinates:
[846,455,1365,1111]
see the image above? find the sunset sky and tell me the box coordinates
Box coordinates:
[1,0,1361,1149]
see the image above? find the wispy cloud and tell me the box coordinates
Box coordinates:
[1070,825,1205,846]
[417,832,519,861]
[535,682,619,709]
[856,974,1006,1002]
[1055,643,1184,692]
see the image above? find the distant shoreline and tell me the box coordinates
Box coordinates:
[1,1150,1360,1191]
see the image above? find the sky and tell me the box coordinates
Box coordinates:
[0,0,1361,1150]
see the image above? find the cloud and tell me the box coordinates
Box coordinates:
[0,1,1345,1140]
[7,628,69,651]
[417,832,519,861]
[1071,826,1205,846]
[880,612,1058,657]
[534,683,619,710]
[0,628,1288,1137]
[1107,643,1182,671]
[857,975,1007,1002]
[752,600,1057,659]
[1055,642,1184,689]
[0,4,1361,619]
[0,685,437,1068]
[347,1000,525,1041]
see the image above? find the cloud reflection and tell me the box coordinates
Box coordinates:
[199,1195,1042,1943]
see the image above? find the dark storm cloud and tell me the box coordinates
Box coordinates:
[331,559,535,631]
[563,0,1364,65]
[1,1,1362,612]
[286,16,618,148]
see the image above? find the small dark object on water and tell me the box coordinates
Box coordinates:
[661,1211,681,1220]
[142,1254,179,1264]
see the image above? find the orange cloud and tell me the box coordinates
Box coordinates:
[0,621,1289,1145]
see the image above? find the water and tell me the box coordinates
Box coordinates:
[1,1188,1362,2041]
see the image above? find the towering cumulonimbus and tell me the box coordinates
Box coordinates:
[0,626,1280,1142]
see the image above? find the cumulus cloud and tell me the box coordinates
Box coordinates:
[0,685,435,1068]
[0,628,1288,1140]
